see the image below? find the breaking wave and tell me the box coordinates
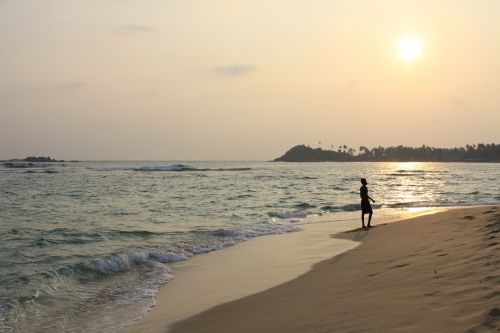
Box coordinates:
[86,164,252,172]
[80,250,190,275]
[134,164,253,172]
[2,162,46,168]
[267,210,316,219]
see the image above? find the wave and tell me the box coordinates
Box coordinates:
[389,170,449,177]
[2,162,48,169]
[294,202,316,209]
[319,203,384,212]
[269,204,367,215]
[108,230,162,238]
[12,221,302,297]
[335,203,360,212]
[383,202,423,208]
[13,228,168,248]
[319,200,498,213]
[76,222,300,277]
[210,229,242,238]
[134,164,253,172]
[86,164,252,172]
[30,238,58,248]
[24,169,58,174]
[134,164,195,172]
[6,253,175,333]
[395,169,449,173]
[331,186,347,191]
[267,210,315,219]
[226,194,254,200]
[190,223,299,243]
[80,250,190,275]
[320,196,500,212]
[382,201,499,209]
[388,172,425,177]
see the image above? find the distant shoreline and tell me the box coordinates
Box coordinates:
[273,160,500,163]
[274,144,500,162]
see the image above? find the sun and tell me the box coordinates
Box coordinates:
[396,36,424,63]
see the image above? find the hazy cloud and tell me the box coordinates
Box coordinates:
[214,65,257,77]
[2,82,84,96]
[119,25,153,33]
[449,94,471,111]
[139,90,158,96]
[49,82,85,91]
[349,79,359,85]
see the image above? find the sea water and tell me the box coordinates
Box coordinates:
[0,161,499,332]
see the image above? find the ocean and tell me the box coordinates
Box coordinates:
[1,161,499,332]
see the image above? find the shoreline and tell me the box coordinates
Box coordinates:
[121,207,448,333]
[122,217,362,333]
[168,205,499,333]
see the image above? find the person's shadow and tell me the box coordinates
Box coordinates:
[334,224,386,242]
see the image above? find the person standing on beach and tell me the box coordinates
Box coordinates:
[360,178,375,228]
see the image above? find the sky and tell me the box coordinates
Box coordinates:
[1,0,499,160]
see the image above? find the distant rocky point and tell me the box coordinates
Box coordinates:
[0,156,80,168]
[274,144,500,162]
[7,156,64,162]
[274,145,350,162]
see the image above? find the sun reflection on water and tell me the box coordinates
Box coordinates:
[377,162,445,209]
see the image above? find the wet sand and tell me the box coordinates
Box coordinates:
[122,217,365,333]
[170,206,499,333]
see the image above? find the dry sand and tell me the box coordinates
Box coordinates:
[170,206,499,333]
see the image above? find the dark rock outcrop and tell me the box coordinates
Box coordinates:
[274,145,354,162]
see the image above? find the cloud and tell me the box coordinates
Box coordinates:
[139,90,158,96]
[119,25,153,33]
[49,82,84,91]
[349,79,359,85]
[1,82,84,96]
[213,65,257,77]
[449,94,471,111]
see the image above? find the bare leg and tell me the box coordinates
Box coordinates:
[367,212,373,227]
[361,213,365,228]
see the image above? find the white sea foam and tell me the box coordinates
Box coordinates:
[147,251,192,263]
[88,164,252,172]
[83,250,191,275]
[134,164,253,172]
[267,210,314,219]
[211,228,242,237]
[0,311,13,333]
[135,164,191,172]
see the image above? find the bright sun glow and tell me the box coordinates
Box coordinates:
[396,36,424,63]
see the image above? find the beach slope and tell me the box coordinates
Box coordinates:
[170,206,499,333]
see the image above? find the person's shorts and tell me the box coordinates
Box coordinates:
[361,200,372,214]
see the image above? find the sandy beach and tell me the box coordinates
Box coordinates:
[167,206,499,333]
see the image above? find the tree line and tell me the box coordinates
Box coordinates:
[274,143,500,162]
